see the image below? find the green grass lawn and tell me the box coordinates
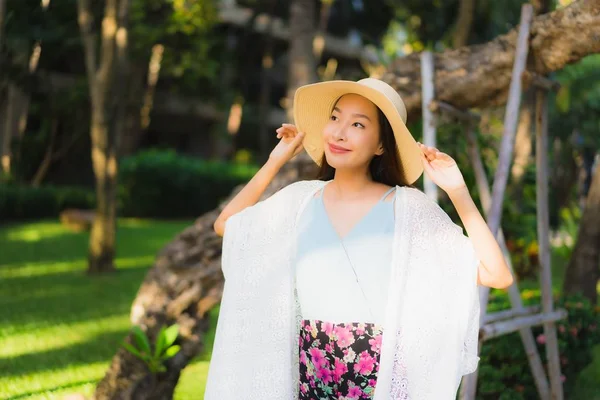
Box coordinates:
[1,220,598,399]
[0,219,216,399]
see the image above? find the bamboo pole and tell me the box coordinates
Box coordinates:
[461,5,535,398]
[483,305,541,324]
[481,310,567,340]
[459,124,550,400]
[420,50,438,202]
[535,88,564,399]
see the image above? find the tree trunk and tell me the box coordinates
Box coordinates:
[0,0,5,48]
[119,45,164,157]
[563,162,600,304]
[77,0,130,274]
[286,0,317,123]
[452,0,475,48]
[94,0,600,396]
[382,0,600,120]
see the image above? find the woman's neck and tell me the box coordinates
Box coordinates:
[329,168,375,200]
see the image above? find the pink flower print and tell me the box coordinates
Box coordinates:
[536,334,546,345]
[309,347,326,368]
[369,334,382,353]
[368,378,377,387]
[325,343,333,353]
[334,325,355,348]
[355,323,366,336]
[347,385,363,399]
[323,321,335,336]
[333,358,348,381]
[315,366,333,384]
[300,382,309,394]
[354,351,376,375]
[300,350,308,365]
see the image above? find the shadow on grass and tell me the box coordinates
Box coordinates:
[0,266,150,328]
[0,329,129,379]
[5,378,99,400]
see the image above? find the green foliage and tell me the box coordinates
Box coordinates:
[0,184,95,221]
[550,54,600,149]
[118,149,258,218]
[129,0,220,90]
[475,293,600,399]
[122,324,181,374]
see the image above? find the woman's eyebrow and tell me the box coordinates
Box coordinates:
[333,106,372,122]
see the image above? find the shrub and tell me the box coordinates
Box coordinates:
[0,184,95,221]
[476,292,600,399]
[118,149,258,218]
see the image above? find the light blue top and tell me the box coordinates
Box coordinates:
[294,181,396,325]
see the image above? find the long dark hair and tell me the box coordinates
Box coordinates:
[315,102,411,188]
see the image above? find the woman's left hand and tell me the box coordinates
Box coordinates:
[417,142,467,194]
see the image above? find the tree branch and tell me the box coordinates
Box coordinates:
[383,0,600,119]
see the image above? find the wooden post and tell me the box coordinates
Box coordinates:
[460,124,551,400]
[477,0,533,360]
[420,50,438,202]
[535,88,564,400]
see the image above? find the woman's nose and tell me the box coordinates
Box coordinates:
[332,125,346,140]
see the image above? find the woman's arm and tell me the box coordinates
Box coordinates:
[447,187,514,289]
[213,124,305,237]
[213,159,282,237]
[417,142,513,289]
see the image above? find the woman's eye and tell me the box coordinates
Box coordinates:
[353,122,365,128]
[330,115,338,121]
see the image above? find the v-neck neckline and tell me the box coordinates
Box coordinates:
[318,181,394,242]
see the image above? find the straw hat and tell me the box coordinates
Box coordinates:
[293,78,423,185]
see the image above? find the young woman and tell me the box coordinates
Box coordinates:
[207,78,513,400]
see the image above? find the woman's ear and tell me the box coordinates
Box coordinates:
[375,144,384,156]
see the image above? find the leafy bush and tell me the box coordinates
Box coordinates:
[476,293,600,399]
[118,149,258,218]
[0,184,95,221]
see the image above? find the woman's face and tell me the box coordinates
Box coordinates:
[322,93,384,170]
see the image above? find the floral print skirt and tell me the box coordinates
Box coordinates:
[298,319,383,399]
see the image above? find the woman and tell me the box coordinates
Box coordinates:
[206,78,513,400]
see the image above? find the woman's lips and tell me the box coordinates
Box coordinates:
[328,143,351,154]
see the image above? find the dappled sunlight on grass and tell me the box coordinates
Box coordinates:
[2,222,77,242]
[0,218,195,399]
[1,361,106,400]
[0,315,130,359]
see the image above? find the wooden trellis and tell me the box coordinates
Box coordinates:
[420,4,566,399]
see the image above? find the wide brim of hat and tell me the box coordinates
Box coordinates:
[293,80,424,185]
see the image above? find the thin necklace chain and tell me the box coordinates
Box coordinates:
[339,237,376,322]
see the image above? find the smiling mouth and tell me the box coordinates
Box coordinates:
[328,143,350,153]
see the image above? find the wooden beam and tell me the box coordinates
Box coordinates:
[218,4,378,62]
[536,88,564,399]
[460,124,551,400]
[481,309,567,341]
[483,305,541,324]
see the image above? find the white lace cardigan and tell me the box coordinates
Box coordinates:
[204,179,481,399]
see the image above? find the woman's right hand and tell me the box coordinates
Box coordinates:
[269,123,306,167]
